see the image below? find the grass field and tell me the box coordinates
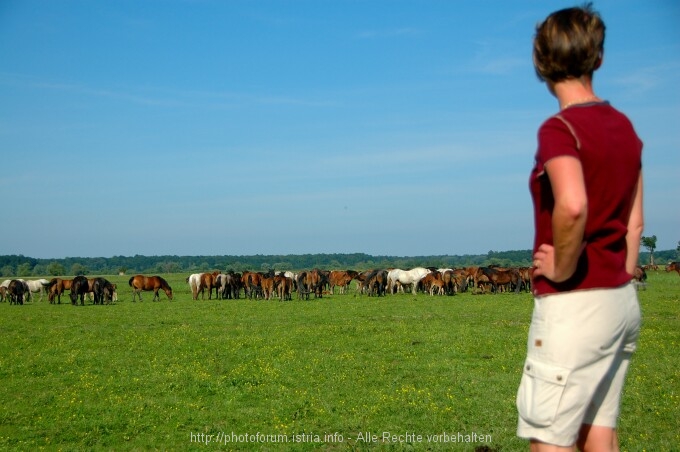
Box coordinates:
[0,271,678,451]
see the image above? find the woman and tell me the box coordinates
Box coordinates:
[517,4,644,451]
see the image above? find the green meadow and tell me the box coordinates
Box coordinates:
[0,271,678,451]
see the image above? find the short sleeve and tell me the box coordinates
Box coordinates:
[536,116,581,169]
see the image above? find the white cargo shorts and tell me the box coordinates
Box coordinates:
[516,282,641,447]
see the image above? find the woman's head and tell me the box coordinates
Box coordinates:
[533,3,606,84]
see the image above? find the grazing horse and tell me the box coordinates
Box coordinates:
[475,267,522,294]
[7,280,29,305]
[23,279,51,302]
[92,277,116,304]
[365,269,389,297]
[329,270,358,294]
[453,269,469,293]
[47,278,73,304]
[387,267,431,295]
[354,270,374,294]
[421,271,446,296]
[632,266,647,291]
[129,275,173,301]
[70,276,89,306]
[666,261,680,276]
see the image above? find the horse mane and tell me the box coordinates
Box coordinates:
[156,276,172,291]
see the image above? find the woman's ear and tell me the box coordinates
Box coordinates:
[594,51,603,70]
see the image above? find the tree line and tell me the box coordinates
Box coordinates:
[1,247,677,278]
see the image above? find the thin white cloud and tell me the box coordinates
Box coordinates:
[0,72,337,110]
[354,27,422,39]
[612,67,662,95]
[477,56,526,75]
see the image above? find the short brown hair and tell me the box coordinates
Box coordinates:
[533,3,606,83]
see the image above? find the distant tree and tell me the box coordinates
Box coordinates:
[156,261,180,274]
[17,263,33,277]
[71,263,88,276]
[641,235,657,265]
[229,261,244,272]
[1,265,15,277]
[47,262,66,276]
[32,264,46,276]
[117,267,128,275]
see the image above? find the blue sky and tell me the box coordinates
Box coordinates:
[1,0,678,259]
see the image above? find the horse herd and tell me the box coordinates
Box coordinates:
[183,262,679,301]
[2,262,677,306]
[185,265,533,301]
[0,276,118,305]
[0,274,176,306]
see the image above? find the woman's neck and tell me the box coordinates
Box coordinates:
[553,77,600,110]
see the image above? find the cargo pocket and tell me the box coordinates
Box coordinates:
[517,358,572,427]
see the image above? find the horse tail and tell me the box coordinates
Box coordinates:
[128,276,134,287]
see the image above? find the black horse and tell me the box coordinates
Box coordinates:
[8,280,29,305]
[70,275,89,306]
[92,277,115,305]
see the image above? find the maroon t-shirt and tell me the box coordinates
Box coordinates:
[529,101,643,296]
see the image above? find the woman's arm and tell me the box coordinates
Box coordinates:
[625,172,644,275]
[533,155,588,282]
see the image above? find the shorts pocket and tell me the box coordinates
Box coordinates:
[517,357,572,427]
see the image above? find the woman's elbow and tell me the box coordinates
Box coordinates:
[560,198,588,223]
[629,220,644,238]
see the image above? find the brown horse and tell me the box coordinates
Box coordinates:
[632,266,648,291]
[129,275,173,301]
[666,262,680,276]
[329,270,358,295]
[47,278,73,304]
[274,274,293,301]
[187,271,219,300]
[296,269,328,299]
[201,271,220,299]
[474,267,522,294]
[241,271,264,299]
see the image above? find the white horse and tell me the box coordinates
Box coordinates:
[25,279,51,302]
[187,273,203,300]
[387,267,431,295]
